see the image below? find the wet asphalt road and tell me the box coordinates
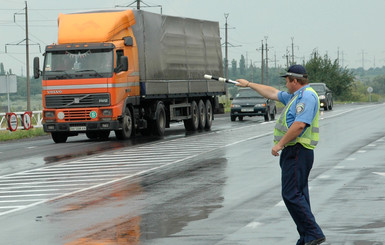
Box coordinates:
[0,103,385,245]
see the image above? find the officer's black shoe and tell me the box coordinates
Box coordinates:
[304,237,326,245]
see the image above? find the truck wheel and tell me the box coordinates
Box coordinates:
[184,100,199,131]
[198,100,206,130]
[204,99,213,130]
[153,102,166,136]
[231,115,236,121]
[51,132,68,143]
[115,107,133,140]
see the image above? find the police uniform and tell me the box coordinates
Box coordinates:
[276,85,325,245]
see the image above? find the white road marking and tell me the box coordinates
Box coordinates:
[275,200,285,207]
[0,126,273,216]
[373,172,385,177]
[246,221,263,229]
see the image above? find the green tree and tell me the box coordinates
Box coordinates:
[305,52,355,100]
[371,75,385,94]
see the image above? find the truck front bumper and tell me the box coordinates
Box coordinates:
[43,121,121,133]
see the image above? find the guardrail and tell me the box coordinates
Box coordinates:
[0,111,43,131]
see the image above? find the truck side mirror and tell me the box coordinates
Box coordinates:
[123,36,134,46]
[114,56,129,73]
[33,57,40,79]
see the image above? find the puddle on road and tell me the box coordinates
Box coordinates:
[57,157,227,244]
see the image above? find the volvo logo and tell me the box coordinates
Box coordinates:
[47,90,62,94]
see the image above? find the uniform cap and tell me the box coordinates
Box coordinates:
[281,64,307,78]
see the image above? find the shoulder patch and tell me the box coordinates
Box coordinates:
[296,103,305,114]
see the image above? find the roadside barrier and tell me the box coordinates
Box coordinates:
[0,111,42,131]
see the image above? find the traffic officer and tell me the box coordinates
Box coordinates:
[236,64,325,245]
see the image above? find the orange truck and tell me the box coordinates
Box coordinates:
[33,9,224,143]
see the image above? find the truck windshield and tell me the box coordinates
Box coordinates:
[43,49,113,80]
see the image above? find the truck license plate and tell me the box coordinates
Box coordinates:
[241,108,254,112]
[70,126,86,131]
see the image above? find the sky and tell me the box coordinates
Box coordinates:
[1,0,385,76]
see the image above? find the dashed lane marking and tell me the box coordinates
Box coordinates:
[0,126,273,217]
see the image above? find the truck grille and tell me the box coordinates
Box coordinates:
[63,110,92,121]
[45,93,110,108]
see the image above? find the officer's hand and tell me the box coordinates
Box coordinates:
[272,145,283,156]
[236,79,250,87]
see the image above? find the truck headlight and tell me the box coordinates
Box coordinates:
[101,109,113,116]
[44,111,55,118]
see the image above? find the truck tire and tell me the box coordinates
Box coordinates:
[184,100,199,131]
[115,107,133,140]
[153,102,166,136]
[51,132,68,143]
[198,100,206,130]
[204,99,213,129]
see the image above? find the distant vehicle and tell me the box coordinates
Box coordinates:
[309,83,333,110]
[230,88,276,122]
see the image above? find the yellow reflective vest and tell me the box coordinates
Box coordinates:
[274,87,320,150]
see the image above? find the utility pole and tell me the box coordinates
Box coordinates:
[362,50,365,69]
[264,36,269,85]
[283,48,290,69]
[259,40,264,84]
[224,13,229,78]
[25,1,30,111]
[274,52,277,69]
[337,47,340,64]
[291,37,295,65]
[115,1,162,14]
[221,14,239,79]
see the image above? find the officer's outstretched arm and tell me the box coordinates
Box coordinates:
[236,79,279,101]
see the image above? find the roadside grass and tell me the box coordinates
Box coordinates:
[0,128,47,142]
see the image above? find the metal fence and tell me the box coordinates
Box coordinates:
[0,111,43,131]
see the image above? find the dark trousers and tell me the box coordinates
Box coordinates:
[280,143,324,245]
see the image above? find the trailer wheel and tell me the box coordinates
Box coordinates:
[198,100,206,130]
[153,102,166,136]
[115,107,133,140]
[184,100,199,131]
[204,99,213,130]
[51,132,68,143]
